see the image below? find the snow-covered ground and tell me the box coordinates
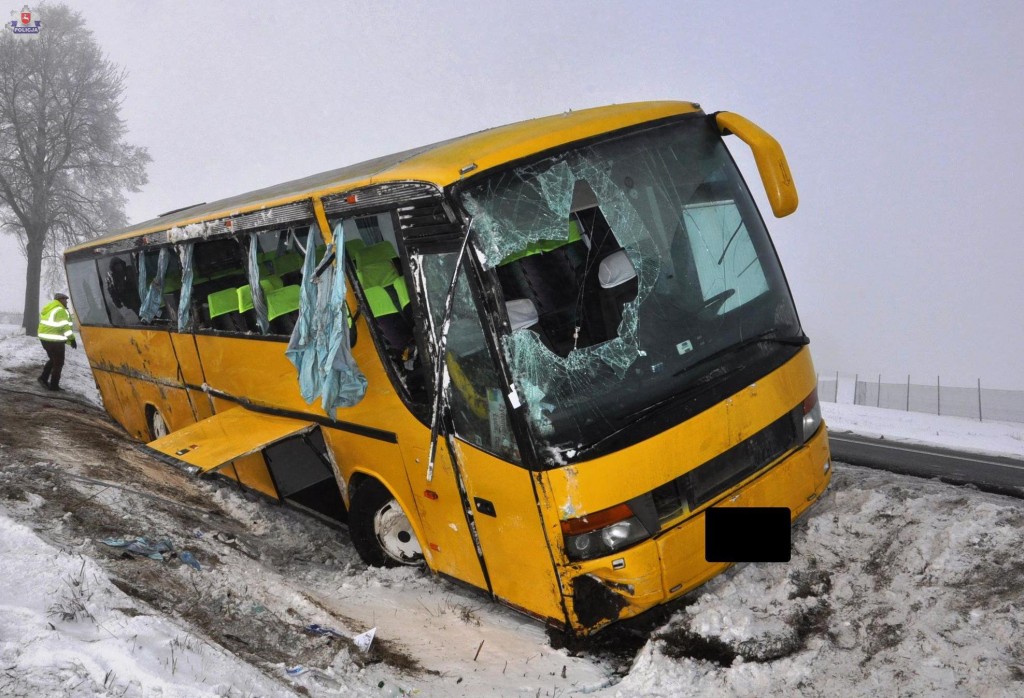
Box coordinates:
[823,402,1024,460]
[1,324,1022,696]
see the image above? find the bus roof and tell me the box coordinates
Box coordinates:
[68,101,700,252]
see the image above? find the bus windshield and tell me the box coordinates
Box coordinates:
[459,116,803,462]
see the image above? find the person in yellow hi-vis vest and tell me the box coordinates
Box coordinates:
[37,292,77,391]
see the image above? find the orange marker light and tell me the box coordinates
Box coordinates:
[560,503,634,536]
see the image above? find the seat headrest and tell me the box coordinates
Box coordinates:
[598,250,637,289]
[506,298,539,331]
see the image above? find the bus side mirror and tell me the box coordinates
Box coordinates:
[715,112,798,218]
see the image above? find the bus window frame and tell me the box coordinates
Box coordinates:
[185,220,320,341]
[335,208,433,425]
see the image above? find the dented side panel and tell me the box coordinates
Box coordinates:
[453,442,567,623]
[401,441,488,590]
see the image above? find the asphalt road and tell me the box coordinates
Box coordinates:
[827,430,1024,498]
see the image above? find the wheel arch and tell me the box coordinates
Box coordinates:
[347,467,432,568]
[144,402,168,441]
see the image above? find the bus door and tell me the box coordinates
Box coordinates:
[416,249,567,623]
[327,204,489,589]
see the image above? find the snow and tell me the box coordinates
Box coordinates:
[0,515,280,697]
[823,401,1024,459]
[1,323,1022,696]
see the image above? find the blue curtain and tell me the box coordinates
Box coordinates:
[136,252,148,312]
[139,248,169,323]
[247,234,269,334]
[177,243,194,332]
[286,223,366,416]
[321,232,367,412]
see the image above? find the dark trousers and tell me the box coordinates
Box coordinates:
[40,340,66,388]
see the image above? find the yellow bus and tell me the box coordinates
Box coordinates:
[64,101,831,635]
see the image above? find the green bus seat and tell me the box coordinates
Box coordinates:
[260,276,284,293]
[266,285,301,320]
[356,260,400,288]
[363,278,412,355]
[363,277,410,318]
[498,220,583,266]
[163,273,183,293]
[344,238,366,258]
[237,285,259,313]
[208,287,240,318]
[207,286,248,332]
[266,284,301,334]
[272,252,303,277]
[238,278,286,314]
[353,241,398,269]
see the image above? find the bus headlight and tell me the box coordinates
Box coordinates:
[802,388,822,442]
[561,503,652,562]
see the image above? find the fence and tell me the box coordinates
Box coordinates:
[817,373,1024,424]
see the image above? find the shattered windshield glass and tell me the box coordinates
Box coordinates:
[459,116,801,462]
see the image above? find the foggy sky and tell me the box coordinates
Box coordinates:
[2,0,1022,389]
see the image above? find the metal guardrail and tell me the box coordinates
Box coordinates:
[818,373,1024,423]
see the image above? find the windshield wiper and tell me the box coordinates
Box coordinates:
[672,331,808,378]
[716,220,745,265]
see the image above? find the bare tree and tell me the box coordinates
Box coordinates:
[0,3,150,334]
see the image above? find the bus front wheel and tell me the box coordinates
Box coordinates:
[349,479,424,568]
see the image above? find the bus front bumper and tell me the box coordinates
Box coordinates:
[564,426,832,634]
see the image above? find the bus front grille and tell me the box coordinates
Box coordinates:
[652,407,801,525]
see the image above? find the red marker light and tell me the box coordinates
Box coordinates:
[424,490,439,500]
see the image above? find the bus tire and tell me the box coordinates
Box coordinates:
[148,407,169,441]
[349,479,424,568]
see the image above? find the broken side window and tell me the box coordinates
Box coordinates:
[101,252,142,326]
[330,210,428,408]
[190,237,249,332]
[459,117,802,463]
[139,247,176,325]
[66,258,110,326]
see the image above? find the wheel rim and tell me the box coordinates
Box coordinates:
[373,499,423,564]
[151,410,169,440]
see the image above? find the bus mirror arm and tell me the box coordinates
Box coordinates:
[714,111,799,218]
